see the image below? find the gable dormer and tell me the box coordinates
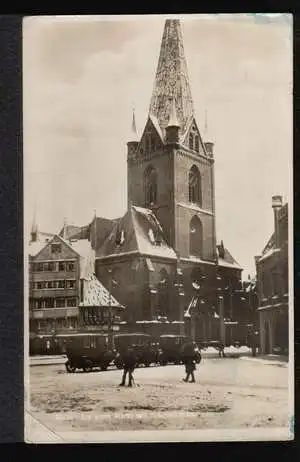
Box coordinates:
[137,116,164,159]
[182,118,206,156]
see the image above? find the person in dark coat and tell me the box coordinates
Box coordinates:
[119,345,137,387]
[182,343,197,383]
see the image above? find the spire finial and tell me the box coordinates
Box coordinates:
[204,108,208,135]
[31,202,38,242]
[167,97,180,128]
[129,105,138,142]
[63,216,67,240]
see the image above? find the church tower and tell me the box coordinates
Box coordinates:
[127,19,217,262]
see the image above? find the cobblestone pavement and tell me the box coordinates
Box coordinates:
[27,357,291,441]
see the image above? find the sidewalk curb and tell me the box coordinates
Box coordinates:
[239,356,288,366]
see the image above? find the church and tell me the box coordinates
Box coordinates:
[88,19,245,343]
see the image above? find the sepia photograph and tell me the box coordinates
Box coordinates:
[23,14,293,443]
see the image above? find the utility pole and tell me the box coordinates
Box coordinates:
[218,295,226,346]
[107,269,113,348]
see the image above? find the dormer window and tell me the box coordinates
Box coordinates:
[51,243,61,254]
[195,135,199,152]
[189,133,194,150]
[188,165,202,206]
[148,228,155,243]
[144,165,157,206]
[189,130,200,153]
[115,228,125,246]
[145,136,150,152]
[120,229,125,245]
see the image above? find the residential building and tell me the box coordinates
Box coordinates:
[255,196,289,355]
[28,231,123,336]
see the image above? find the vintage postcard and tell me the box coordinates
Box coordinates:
[23,14,294,443]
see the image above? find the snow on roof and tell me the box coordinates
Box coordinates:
[177,202,214,216]
[149,114,164,141]
[69,239,91,258]
[258,247,280,263]
[98,206,177,260]
[132,206,177,259]
[218,258,242,270]
[80,274,124,308]
[28,241,47,257]
[216,245,242,270]
[68,239,95,278]
[183,256,215,266]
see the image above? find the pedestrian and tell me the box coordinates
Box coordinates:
[183,356,196,383]
[182,342,197,383]
[119,345,137,387]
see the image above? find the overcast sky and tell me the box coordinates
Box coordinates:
[23,14,292,278]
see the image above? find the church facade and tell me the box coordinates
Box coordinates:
[93,19,245,343]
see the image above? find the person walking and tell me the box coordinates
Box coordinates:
[182,342,198,383]
[119,345,137,387]
[183,355,196,382]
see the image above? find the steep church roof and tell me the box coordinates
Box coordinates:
[216,242,242,270]
[79,273,124,308]
[149,19,194,136]
[97,205,177,260]
[58,224,86,240]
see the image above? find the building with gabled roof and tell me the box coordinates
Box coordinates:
[28,232,123,340]
[255,196,289,355]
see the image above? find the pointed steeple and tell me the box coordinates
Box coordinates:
[149,19,194,135]
[31,204,38,242]
[62,217,67,241]
[129,107,138,142]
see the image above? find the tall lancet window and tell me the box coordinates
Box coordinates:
[195,135,199,153]
[189,216,203,258]
[144,165,158,206]
[188,165,202,206]
[189,133,194,150]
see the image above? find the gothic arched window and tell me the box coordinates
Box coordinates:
[188,165,202,206]
[189,133,194,150]
[144,166,158,206]
[145,135,150,152]
[195,135,199,153]
[158,268,170,318]
[189,215,203,258]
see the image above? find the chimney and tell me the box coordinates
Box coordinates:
[80,278,85,303]
[272,195,283,248]
[254,255,261,266]
[204,141,214,158]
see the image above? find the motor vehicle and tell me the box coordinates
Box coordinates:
[64,333,115,373]
[158,334,201,365]
[113,333,159,368]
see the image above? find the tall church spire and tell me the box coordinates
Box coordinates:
[149,19,194,135]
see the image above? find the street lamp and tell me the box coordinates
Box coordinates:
[107,268,113,337]
[184,275,206,341]
[216,276,226,346]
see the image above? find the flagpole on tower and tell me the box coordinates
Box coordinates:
[93,209,97,250]
[204,108,208,136]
